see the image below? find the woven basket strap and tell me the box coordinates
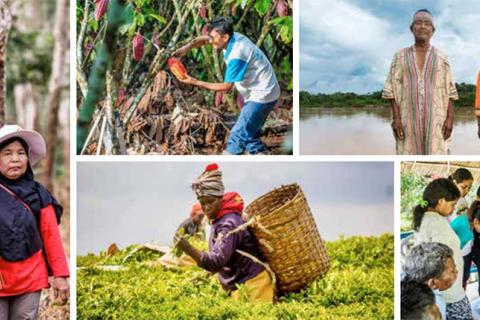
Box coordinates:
[236,249,277,291]
[215,216,273,243]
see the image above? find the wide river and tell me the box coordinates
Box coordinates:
[300,107,480,155]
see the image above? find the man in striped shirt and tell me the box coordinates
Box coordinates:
[382,9,458,155]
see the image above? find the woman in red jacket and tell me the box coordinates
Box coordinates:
[0,125,69,319]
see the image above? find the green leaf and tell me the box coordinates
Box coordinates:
[269,16,292,44]
[137,13,146,27]
[254,0,271,16]
[279,23,292,44]
[122,4,135,25]
[148,14,166,24]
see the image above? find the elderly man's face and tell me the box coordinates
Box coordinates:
[411,12,434,42]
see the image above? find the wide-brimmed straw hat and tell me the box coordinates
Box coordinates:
[0,125,46,165]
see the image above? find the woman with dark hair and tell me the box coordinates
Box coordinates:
[0,125,69,319]
[448,168,474,289]
[449,169,474,216]
[413,178,473,319]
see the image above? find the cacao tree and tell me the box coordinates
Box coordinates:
[77,0,293,155]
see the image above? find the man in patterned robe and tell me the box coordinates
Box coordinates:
[382,9,458,155]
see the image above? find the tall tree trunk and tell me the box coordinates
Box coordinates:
[0,0,11,127]
[11,0,44,130]
[43,0,68,190]
[14,84,39,129]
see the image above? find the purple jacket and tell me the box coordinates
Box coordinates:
[198,212,265,291]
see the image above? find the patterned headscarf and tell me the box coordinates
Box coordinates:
[191,163,225,198]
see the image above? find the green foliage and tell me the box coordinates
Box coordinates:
[255,0,272,16]
[300,83,476,108]
[269,16,293,44]
[400,173,428,231]
[77,0,293,92]
[456,82,476,107]
[401,173,480,231]
[77,234,393,319]
[6,28,53,90]
[300,91,385,108]
[77,0,127,153]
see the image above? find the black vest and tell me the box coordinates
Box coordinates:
[0,187,43,262]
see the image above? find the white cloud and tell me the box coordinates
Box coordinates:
[300,0,480,93]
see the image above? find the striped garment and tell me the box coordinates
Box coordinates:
[191,169,224,198]
[403,46,437,154]
[383,46,458,155]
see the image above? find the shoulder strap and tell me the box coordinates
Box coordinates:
[0,182,35,215]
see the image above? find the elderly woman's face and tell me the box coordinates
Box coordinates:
[411,12,434,41]
[434,257,458,291]
[0,140,28,180]
[198,196,222,220]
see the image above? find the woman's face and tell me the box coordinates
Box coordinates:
[432,257,458,291]
[0,140,28,180]
[435,198,458,217]
[455,179,473,198]
[473,218,480,233]
[198,196,222,220]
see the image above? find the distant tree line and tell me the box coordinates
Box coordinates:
[300,83,476,108]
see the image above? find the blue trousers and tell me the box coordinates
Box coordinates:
[226,100,276,155]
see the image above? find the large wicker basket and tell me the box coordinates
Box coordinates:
[243,183,329,293]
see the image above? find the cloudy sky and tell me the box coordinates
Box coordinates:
[77,161,393,254]
[300,0,480,94]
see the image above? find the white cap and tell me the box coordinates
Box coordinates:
[0,125,46,165]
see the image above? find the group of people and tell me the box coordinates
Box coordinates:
[383,9,480,155]
[402,168,480,319]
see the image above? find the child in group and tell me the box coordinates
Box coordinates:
[449,168,474,288]
[413,178,473,319]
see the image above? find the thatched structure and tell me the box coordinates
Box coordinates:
[401,161,480,180]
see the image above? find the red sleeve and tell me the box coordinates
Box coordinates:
[39,205,70,278]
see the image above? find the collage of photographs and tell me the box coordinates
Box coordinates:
[0,0,479,319]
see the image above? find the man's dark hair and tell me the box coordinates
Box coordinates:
[208,16,234,37]
[401,280,437,320]
[415,9,433,16]
[410,9,435,32]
